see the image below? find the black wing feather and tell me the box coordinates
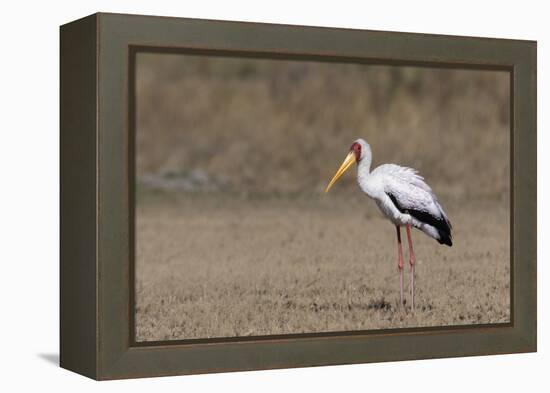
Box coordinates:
[387,192,452,246]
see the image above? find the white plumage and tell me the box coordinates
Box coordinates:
[355,139,452,245]
[325,138,453,308]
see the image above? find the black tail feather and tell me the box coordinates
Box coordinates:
[404,209,452,247]
[387,192,452,247]
[437,229,453,246]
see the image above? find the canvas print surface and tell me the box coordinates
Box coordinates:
[134,52,510,342]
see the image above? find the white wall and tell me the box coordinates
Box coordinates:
[0,0,546,391]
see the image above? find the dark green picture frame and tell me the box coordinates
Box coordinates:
[60,12,536,380]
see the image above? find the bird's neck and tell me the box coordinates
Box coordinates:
[357,155,372,176]
[356,155,372,195]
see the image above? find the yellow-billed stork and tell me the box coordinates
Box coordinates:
[325,138,452,309]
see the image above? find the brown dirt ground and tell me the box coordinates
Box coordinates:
[135,191,510,342]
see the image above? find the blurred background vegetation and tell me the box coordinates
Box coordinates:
[136,53,509,201]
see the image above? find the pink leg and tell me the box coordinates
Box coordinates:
[406,225,416,309]
[396,226,404,307]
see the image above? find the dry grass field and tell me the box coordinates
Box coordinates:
[134,53,510,342]
[135,191,509,342]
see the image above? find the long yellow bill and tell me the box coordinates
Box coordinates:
[325,151,356,193]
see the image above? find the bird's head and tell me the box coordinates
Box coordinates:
[325,138,370,193]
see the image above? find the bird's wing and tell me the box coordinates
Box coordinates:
[375,164,452,231]
[375,164,433,193]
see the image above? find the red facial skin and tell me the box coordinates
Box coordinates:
[350,142,362,162]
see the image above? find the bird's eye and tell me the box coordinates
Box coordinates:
[351,143,362,161]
